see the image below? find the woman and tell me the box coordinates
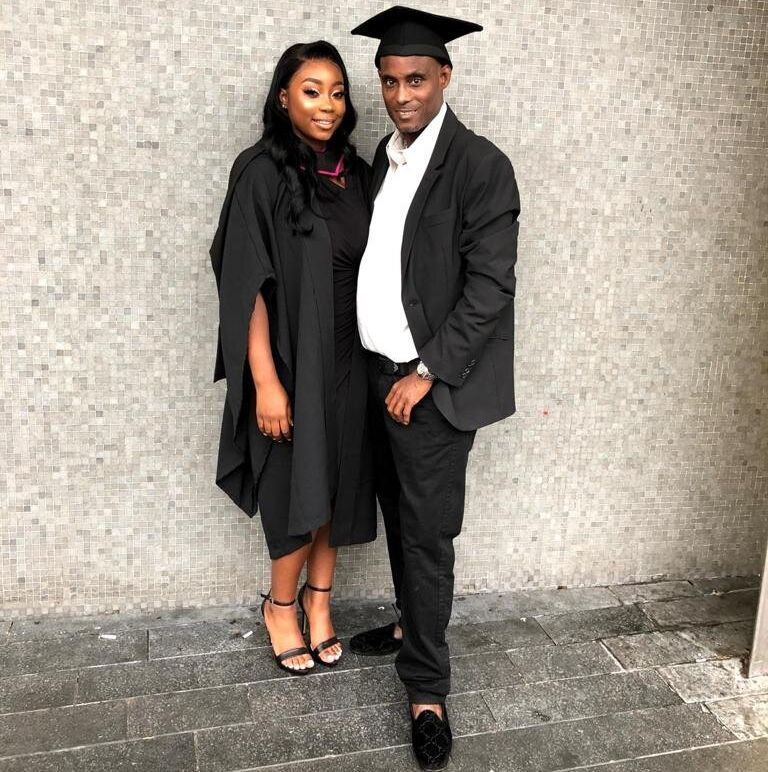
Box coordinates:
[210,42,375,673]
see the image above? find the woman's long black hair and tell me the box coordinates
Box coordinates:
[262,41,358,230]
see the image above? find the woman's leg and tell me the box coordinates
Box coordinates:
[304,522,343,662]
[264,542,314,670]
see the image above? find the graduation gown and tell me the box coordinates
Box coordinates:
[209,140,376,552]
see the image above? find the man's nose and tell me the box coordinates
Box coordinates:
[395,85,411,104]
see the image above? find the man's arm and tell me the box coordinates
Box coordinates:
[419,149,520,387]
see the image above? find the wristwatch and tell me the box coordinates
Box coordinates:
[416,360,437,381]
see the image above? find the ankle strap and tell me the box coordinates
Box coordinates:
[261,592,295,607]
[305,582,332,593]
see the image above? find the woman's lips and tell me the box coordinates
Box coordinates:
[312,118,336,129]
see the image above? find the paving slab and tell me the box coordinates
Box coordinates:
[0,671,77,714]
[0,701,127,757]
[5,605,265,641]
[76,656,201,702]
[126,684,252,737]
[483,670,680,729]
[705,693,768,740]
[194,701,411,771]
[253,702,735,771]
[602,630,711,669]
[659,658,768,703]
[446,617,553,655]
[148,619,264,659]
[507,641,622,683]
[535,605,654,644]
[609,581,698,604]
[451,651,526,691]
[195,639,359,689]
[450,587,621,624]
[0,630,148,677]
[196,693,494,771]
[677,620,755,658]
[0,734,197,772]
[690,576,761,595]
[247,664,404,718]
[643,590,759,629]
[560,738,768,771]
[329,599,400,638]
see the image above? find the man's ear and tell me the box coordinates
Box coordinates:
[439,64,452,90]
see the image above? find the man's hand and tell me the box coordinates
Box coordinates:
[385,372,433,426]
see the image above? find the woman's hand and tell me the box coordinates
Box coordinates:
[255,380,293,442]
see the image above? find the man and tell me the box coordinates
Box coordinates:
[351,6,520,770]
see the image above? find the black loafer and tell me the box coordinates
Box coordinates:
[411,705,452,771]
[349,622,403,656]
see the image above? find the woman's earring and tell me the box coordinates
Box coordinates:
[281,102,287,110]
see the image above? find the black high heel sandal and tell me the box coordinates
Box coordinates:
[260,592,314,675]
[297,582,342,668]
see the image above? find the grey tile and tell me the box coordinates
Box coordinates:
[76,657,201,702]
[0,631,148,677]
[247,664,404,718]
[148,618,264,659]
[446,618,553,655]
[195,702,410,771]
[0,701,126,757]
[536,605,654,644]
[691,576,761,595]
[451,651,524,692]
[602,631,711,669]
[195,642,359,689]
[0,734,197,772]
[507,641,622,683]
[483,670,680,729]
[659,658,768,703]
[706,693,768,740]
[566,738,768,771]
[610,581,698,604]
[446,691,498,736]
[255,703,735,771]
[441,703,734,771]
[127,684,252,736]
[678,620,755,659]
[450,587,621,624]
[643,590,759,629]
[329,599,400,638]
[6,608,260,643]
[0,671,77,714]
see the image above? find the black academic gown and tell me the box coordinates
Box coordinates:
[210,141,376,551]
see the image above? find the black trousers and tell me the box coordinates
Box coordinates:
[368,359,475,704]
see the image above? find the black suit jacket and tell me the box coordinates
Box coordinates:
[370,106,520,431]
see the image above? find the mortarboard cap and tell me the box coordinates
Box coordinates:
[351,5,483,68]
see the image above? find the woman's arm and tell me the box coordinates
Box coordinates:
[248,293,292,441]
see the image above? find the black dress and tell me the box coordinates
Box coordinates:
[210,143,376,559]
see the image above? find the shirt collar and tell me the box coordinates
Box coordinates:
[386,101,448,168]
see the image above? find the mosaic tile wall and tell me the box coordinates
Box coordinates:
[2,0,767,617]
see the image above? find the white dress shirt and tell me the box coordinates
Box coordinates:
[356,102,448,362]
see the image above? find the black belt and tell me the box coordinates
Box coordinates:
[372,354,419,376]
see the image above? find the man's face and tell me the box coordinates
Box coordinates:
[377,55,452,138]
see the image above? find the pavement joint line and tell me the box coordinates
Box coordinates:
[635,601,662,631]
[597,638,627,671]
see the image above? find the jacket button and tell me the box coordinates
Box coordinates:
[408,300,419,307]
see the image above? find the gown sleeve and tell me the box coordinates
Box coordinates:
[211,157,278,512]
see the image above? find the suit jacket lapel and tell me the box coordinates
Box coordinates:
[401,107,459,277]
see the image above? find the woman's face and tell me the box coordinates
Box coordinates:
[279,59,346,152]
